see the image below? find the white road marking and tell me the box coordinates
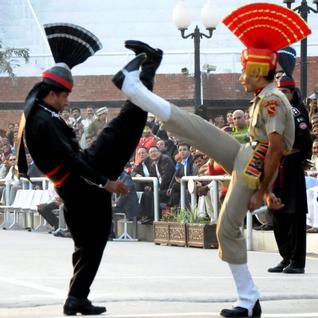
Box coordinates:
[6,275,318,280]
[64,312,318,318]
[0,277,64,296]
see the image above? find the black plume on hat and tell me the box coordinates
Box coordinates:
[42,23,103,92]
[277,46,296,77]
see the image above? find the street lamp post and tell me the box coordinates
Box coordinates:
[173,0,218,113]
[283,0,318,98]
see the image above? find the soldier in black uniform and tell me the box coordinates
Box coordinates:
[268,73,312,274]
[17,23,162,315]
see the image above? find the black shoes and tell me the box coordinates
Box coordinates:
[125,40,163,65]
[63,296,106,315]
[220,299,261,317]
[283,264,305,274]
[268,262,304,274]
[112,53,147,89]
[53,228,71,238]
[125,40,163,90]
[268,262,288,273]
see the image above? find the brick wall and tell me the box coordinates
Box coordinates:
[0,56,317,128]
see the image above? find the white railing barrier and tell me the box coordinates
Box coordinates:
[132,177,160,222]
[2,176,159,229]
[180,176,231,223]
[180,175,264,251]
[21,177,160,221]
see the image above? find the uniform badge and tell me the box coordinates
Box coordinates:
[299,122,308,130]
[262,97,279,117]
[292,107,300,116]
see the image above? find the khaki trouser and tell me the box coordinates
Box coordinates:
[163,104,256,264]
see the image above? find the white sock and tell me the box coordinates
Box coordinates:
[229,263,260,316]
[122,69,171,121]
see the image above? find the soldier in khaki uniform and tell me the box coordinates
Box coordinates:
[112,4,310,317]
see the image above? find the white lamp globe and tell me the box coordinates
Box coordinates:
[201,0,219,29]
[172,0,192,29]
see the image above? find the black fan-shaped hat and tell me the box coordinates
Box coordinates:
[44,23,103,69]
[42,23,103,92]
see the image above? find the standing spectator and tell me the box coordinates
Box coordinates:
[231,109,249,144]
[6,123,15,146]
[149,146,175,216]
[87,106,108,139]
[61,108,76,127]
[80,107,96,148]
[167,143,193,208]
[225,111,234,129]
[214,115,225,128]
[131,147,153,223]
[71,107,82,126]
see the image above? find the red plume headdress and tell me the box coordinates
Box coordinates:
[223,3,311,76]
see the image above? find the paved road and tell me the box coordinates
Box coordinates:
[0,230,318,318]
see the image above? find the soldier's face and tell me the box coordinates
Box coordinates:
[239,71,259,93]
[54,92,69,111]
[279,88,293,102]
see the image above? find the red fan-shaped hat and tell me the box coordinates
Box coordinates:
[223,3,311,76]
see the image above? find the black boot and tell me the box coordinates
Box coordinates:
[283,264,305,274]
[112,53,146,89]
[63,296,106,315]
[220,299,262,317]
[125,40,163,90]
[268,260,289,273]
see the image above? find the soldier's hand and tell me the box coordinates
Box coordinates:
[104,180,129,195]
[248,190,264,212]
[265,192,284,210]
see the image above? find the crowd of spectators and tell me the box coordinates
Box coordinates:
[1,95,318,232]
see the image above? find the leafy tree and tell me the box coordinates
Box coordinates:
[0,40,29,77]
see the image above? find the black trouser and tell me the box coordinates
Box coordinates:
[271,153,307,269]
[58,178,111,298]
[272,210,307,268]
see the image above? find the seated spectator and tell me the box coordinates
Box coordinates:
[26,152,43,189]
[197,158,229,222]
[134,125,158,166]
[306,178,318,233]
[0,143,12,163]
[1,154,21,205]
[139,146,175,223]
[113,169,141,221]
[132,147,152,181]
[37,183,70,237]
[309,139,318,173]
